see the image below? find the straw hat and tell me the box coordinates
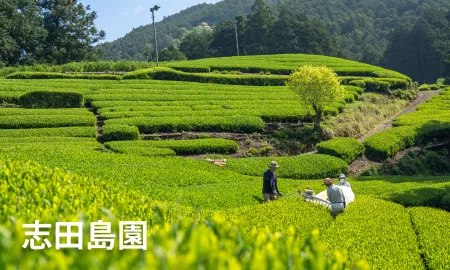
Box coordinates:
[322,178,334,185]
[269,161,279,168]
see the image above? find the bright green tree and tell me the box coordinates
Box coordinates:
[287,66,344,131]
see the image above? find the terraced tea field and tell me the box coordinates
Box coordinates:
[0,54,448,269]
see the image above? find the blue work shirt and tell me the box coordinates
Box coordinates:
[262,170,279,194]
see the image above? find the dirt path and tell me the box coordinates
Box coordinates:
[358,90,440,142]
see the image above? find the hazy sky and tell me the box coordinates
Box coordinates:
[80,0,222,43]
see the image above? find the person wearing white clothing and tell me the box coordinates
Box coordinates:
[337,173,351,188]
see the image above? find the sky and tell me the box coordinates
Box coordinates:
[80,0,222,43]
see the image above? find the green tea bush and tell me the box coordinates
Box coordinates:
[165,54,410,80]
[0,126,96,138]
[316,137,365,163]
[222,196,333,236]
[226,154,348,179]
[107,146,177,157]
[102,125,140,142]
[0,160,369,269]
[349,79,390,92]
[5,72,122,80]
[409,207,450,270]
[0,108,92,116]
[322,196,424,270]
[123,67,287,86]
[105,138,239,155]
[380,150,450,176]
[18,91,84,108]
[104,116,265,133]
[364,126,418,161]
[0,115,96,129]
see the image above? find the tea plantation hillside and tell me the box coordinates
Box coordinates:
[0,55,449,269]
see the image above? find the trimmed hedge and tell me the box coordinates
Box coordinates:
[17,91,84,108]
[107,146,177,157]
[316,137,365,163]
[5,72,122,80]
[123,67,287,86]
[349,79,390,92]
[102,125,140,142]
[409,207,450,270]
[364,126,418,161]
[0,127,96,138]
[104,116,265,133]
[226,154,348,180]
[105,138,239,155]
[0,115,96,129]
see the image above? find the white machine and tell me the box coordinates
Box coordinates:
[300,186,355,209]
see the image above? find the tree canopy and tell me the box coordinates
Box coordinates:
[287,66,344,131]
[0,0,104,66]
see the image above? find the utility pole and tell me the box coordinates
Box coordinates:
[150,5,160,67]
[234,19,240,56]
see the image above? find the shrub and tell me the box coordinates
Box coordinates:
[226,154,348,180]
[409,207,450,269]
[349,79,390,92]
[104,116,265,134]
[18,91,84,108]
[107,146,176,157]
[316,137,365,163]
[105,138,239,155]
[361,165,379,176]
[102,125,140,142]
[380,150,450,176]
[364,126,418,161]
[418,84,432,91]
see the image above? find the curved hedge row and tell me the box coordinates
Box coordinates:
[123,67,288,86]
[164,54,410,80]
[226,154,348,180]
[0,108,92,116]
[364,126,417,161]
[0,126,96,138]
[105,138,239,155]
[108,146,177,157]
[409,207,450,270]
[104,116,265,133]
[364,87,450,160]
[316,137,365,163]
[5,71,122,80]
[322,196,424,270]
[0,115,96,129]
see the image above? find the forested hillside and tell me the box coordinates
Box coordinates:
[99,0,450,83]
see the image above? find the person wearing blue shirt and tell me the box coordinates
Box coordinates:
[262,161,282,202]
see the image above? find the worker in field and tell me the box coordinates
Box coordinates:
[337,173,351,188]
[323,178,346,218]
[262,161,282,202]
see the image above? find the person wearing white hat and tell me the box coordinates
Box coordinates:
[262,161,282,202]
[337,173,351,188]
